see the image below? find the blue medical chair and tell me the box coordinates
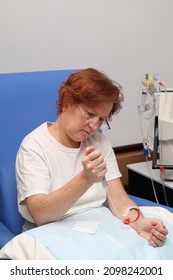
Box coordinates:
[0,69,173,249]
[0,69,75,248]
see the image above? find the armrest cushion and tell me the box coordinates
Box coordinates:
[129,195,173,213]
[0,222,15,249]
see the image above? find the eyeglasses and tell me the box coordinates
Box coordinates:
[77,104,111,131]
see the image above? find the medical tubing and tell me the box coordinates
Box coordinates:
[145,157,159,204]
[138,83,159,204]
[157,85,169,206]
[102,178,140,225]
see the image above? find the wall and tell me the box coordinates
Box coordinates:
[0,0,173,147]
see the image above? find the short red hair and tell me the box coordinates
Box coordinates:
[56,68,124,120]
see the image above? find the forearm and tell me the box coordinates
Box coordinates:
[107,178,144,231]
[26,171,92,226]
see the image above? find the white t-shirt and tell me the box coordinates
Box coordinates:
[16,122,121,223]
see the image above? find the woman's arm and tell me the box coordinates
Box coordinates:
[107,178,168,247]
[26,146,106,226]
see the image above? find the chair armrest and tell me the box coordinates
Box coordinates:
[129,194,173,213]
[0,222,15,249]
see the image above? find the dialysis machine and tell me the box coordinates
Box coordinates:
[138,74,173,181]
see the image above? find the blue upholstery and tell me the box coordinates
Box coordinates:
[0,222,14,248]
[0,69,75,247]
[129,195,173,213]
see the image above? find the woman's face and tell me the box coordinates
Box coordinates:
[60,102,113,144]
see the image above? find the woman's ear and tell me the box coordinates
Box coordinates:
[62,103,68,112]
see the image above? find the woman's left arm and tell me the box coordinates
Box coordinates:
[107,178,168,247]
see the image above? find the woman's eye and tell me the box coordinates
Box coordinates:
[87,112,94,118]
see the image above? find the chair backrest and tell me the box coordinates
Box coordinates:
[0,69,75,235]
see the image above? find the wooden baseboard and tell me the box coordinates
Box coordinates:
[113,143,143,153]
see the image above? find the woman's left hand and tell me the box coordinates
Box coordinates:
[137,218,168,247]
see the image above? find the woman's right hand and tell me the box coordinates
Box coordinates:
[82,145,107,184]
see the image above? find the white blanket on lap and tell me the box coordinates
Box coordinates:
[0,206,173,260]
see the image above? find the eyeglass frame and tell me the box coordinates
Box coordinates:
[77,104,111,130]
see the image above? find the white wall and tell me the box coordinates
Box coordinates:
[0,0,173,146]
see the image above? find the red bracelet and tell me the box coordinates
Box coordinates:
[123,208,140,225]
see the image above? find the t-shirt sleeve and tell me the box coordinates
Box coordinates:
[16,137,51,205]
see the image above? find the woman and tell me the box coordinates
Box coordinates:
[16,68,167,247]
